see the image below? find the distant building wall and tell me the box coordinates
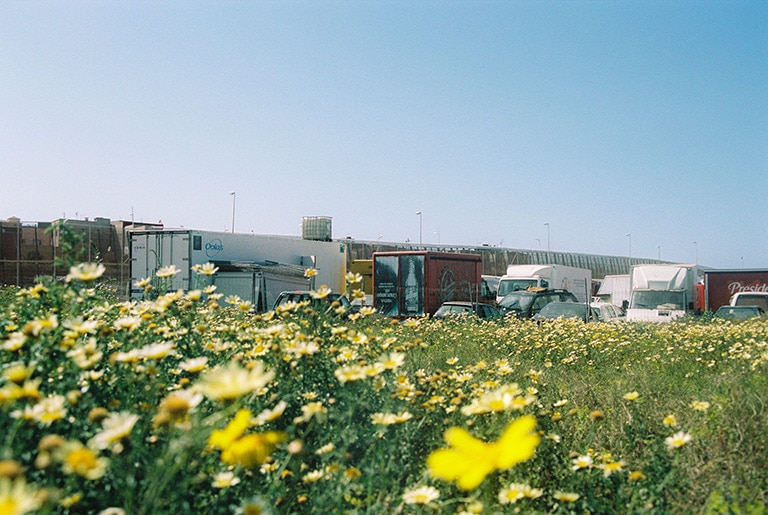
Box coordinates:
[344,240,662,280]
[2,217,665,294]
[0,217,162,293]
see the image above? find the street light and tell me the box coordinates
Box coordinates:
[544,222,550,262]
[692,241,698,265]
[657,244,661,261]
[229,191,236,233]
[416,211,422,245]
[626,233,632,263]
[535,238,541,249]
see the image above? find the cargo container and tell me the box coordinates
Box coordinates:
[372,251,483,317]
[496,264,592,303]
[130,229,347,310]
[703,269,768,312]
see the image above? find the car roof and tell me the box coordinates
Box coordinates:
[441,301,493,306]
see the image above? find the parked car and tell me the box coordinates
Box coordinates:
[272,290,353,313]
[714,305,765,321]
[433,301,501,320]
[497,288,578,319]
[590,302,625,322]
[531,301,622,323]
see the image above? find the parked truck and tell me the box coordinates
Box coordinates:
[627,264,704,322]
[496,264,592,304]
[595,274,630,308]
[703,269,768,312]
[130,229,347,310]
[372,251,483,317]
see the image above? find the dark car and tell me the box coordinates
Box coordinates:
[714,305,765,321]
[272,290,353,313]
[532,301,595,322]
[433,301,501,320]
[497,288,578,319]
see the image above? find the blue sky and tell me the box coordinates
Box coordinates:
[2,1,766,268]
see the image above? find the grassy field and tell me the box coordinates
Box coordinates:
[0,266,766,514]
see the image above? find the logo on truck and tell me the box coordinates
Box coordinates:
[728,281,768,294]
[205,238,224,258]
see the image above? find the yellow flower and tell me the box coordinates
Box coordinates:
[194,361,274,402]
[345,272,363,283]
[90,412,140,450]
[155,265,180,278]
[553,491,580,502]
[311,285,332,299]
[0,477,42,515]
[427,415,539,491]
[571,455,593,470]
[629,470,646,482]
[66,263,106,282]
[665,431,692,449]
[210,409,286,468]
[663,414,677,427]
[691,400,710,412]
[60,442,109,480]
[193,263,219,275]
[304,268,318,278]
[209,409,252,450]
[212,471,240,488]
[402,485,440,505]
[623,391,640,401]
[254,401,287,426]
[598,460,625,477]
[179,357,209,373]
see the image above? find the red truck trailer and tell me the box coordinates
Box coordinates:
[372,251,484,317]
[703,269,768,312]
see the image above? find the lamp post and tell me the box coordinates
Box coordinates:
[692,241,698,265]
[657,244,661,261]
[544,222,550,262]
[416,211,422,245]
[535,238,541,249]
[626,233,632,263]
[229,191,236,233]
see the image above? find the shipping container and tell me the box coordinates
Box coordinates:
[372,251,483,317]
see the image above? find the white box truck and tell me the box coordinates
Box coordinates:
[626,264,704,322]
[129,229,348,310]
[596,274,630,308]
[496,264,592,303]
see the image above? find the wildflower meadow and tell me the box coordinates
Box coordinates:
[1,260,767,514]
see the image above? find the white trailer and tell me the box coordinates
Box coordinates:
[596,274,630,308]
[496,264,592,303]
[626,264,703,322]
[129,229,348,310]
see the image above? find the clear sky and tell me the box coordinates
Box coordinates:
[2,1,766,268]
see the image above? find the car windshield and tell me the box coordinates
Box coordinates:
[630,291,685,310]
[716,306,762,320]
[540,303,588,318]
[498,292,534,311]
[497,279,537,298]
[435,305,472,316]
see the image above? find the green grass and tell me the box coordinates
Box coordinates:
[0,278,766,514]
